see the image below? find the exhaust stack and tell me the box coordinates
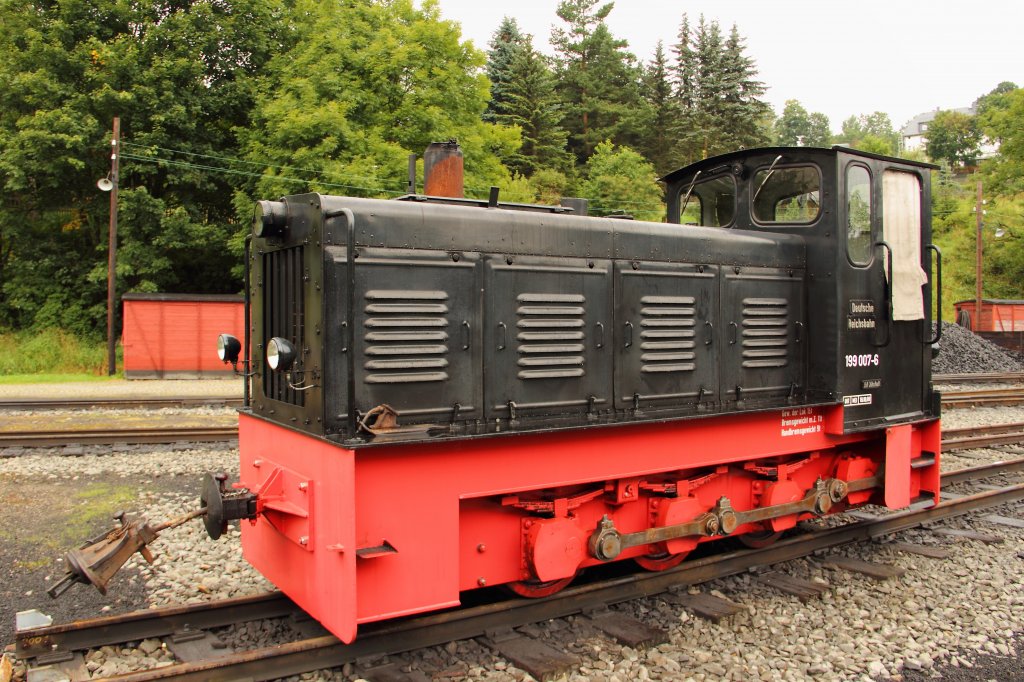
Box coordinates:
[423,141,464,198]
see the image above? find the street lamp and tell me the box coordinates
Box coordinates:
[97,117,120,376]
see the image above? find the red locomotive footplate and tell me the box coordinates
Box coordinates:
[237,406,940,643]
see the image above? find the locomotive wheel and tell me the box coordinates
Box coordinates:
[506,576,575,598]
[738,527,782,549]
[634,549,688,572]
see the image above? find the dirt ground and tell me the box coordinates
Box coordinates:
[0,471,197,649]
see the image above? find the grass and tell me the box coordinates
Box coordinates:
[0,328,121,377]
[0,373,117,384]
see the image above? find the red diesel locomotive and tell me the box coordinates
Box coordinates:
[53,146,943,645]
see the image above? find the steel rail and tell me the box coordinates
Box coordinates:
[0,397,242,411]
[1,415,1021,451]
[934,371,1024,385]
[941,422,1024,451]
[16,593,296,658]
[942,387,1024,408]
[94,482,1024,682]
[19,465,1024,682]
[0,426,238,448]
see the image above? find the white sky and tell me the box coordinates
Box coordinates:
[429,0,1023,133]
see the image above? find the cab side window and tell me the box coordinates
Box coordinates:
[679,175,736,227]
[751,166,820,224]
[846,165,872,264]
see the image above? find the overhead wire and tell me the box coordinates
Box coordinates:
[119,141,671,214]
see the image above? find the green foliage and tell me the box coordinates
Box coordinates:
[836,112,899,155]
[529,168,573,205]
[672,14,771,164]
[486,26,572,176]
[239,0,519,204]
[0,328,114,375]
[925,110,981,169]
[0,0,289,334]
[551,0,643,162]
[637,42,679,176]
[484,17,526,124]
[774,100,831,147]
[580,141,663,221]
[979,87,1024,194]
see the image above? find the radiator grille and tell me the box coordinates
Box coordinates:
[741,297,789,368]
[516,293,586,380]
[639,295,697,373]
[363,290,450,384]
[263,246,305,406]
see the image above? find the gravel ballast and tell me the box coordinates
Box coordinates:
[2,398,1022,681]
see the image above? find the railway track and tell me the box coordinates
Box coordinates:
[0,426,238,448]
[0,397,242,411]
[16,459,1024,682]
[3,418,1024,451]
[933,371,1024,385]
[942,387,1024,408]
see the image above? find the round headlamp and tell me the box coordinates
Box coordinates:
[216,333,241,364]
[267,337,297,371]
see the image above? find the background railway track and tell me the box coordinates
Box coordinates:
[16,459,1024,682]
[0,397,242,411]
[2,409,1022,450]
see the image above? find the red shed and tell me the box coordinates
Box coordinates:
[954,299,1024,352]
[122,293,244,379]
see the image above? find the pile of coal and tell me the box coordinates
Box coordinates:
[933,322,1023,374]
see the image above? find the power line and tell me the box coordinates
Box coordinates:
[119,148,671,213]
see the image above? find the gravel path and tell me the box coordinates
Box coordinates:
[0,378,242,400]
[3,402,1023,681]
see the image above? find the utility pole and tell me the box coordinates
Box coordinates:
[974,180,984,332]
[106,117,120,376]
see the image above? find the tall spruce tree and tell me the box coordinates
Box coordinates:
[485,21,570,176]
[484,17,525,124]
[639,42,679,176]
[551,0,642,162]
[671,14,770,164]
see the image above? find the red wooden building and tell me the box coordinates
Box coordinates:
[122,293,244,379]
[954,298,1024,352]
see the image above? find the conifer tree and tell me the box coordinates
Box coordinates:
[484,17,525,124]
[639,42,679,176]
[670,14,770,164]
[551,0,642,163]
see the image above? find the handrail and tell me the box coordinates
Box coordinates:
[924,244,942,344]
[871,240,893,348]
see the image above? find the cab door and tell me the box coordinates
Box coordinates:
[839,163,928,430]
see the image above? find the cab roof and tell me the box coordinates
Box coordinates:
[659,146,938,184]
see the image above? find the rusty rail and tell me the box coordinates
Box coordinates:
[0,426,238,448]
[941,422,1024,451]
[942,387,1024,409]
[934,371,1024,386]
[0,397,242,411]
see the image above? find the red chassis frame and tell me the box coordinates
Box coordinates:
[236,406,940,643]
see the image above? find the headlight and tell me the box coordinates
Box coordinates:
[217,334,241,364]
[267,337,297,371]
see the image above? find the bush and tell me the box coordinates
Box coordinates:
[0,328,115,376]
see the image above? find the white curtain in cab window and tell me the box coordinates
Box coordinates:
[882,170,928,321]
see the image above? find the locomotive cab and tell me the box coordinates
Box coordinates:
[663,146,941,437]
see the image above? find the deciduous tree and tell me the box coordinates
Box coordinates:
[925,110,982,169]
[580,141,663,222]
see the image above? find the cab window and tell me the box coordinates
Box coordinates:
[679,174,736,227]
[751,165,820,224]
[846,165,872,264]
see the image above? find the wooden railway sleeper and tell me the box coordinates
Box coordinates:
[589,476,863,562]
